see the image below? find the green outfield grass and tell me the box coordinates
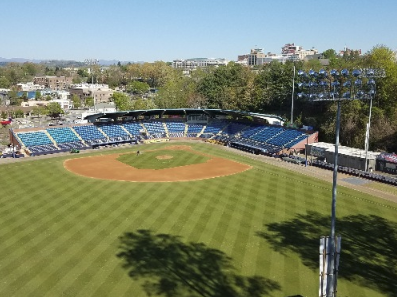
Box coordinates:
[117,149,210,169]
[1,142,396,297]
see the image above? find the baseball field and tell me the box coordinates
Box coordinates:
[1,141,396,297]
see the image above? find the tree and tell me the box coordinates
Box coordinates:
[77,68,89,77]
[21,92,28,100]
[71,94,81,109]
[85,96,94,107]
[126,81,150,95]
[14,109,24,118]
[35,91,41,100]
[0,76,11,88]
[46,102,64,118]
[111,92,131,111]
[1,111,8,119]
[32,105,47,118]
[322,49,337,59]
[131,98,157,110]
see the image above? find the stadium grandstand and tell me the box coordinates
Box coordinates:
[7,109,317,157]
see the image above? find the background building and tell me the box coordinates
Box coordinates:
[34,76,73,90]
[69,83,114,104]
[172,58,228,70]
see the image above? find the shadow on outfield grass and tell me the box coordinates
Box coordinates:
[117,229,280,297]
[257,211,397,297]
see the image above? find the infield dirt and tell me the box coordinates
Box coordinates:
[63,145,252,182]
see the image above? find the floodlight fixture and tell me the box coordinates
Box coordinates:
[297,70,306,77]
[309,69,317,77]
[354,79,362,86]
[342,92,351,99]
[352,69,361,77]
[330,69,339,77]
[309,94,317,100]
[343,81,351,87]
[366,68,375,76]
[368,79,376,86]
[341,69,349,77]
[319,69,327,77]
[356,90,365,98]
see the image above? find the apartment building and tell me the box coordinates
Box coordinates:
[172,58,228,70]
[34,76,73,90]
[69,83,114,104]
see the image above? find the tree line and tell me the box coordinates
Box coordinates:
[1,45,396,152]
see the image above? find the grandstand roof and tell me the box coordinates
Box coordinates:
[83,108,285,124]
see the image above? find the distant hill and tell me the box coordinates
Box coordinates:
[0,57,43,63]
[0,57,145,66]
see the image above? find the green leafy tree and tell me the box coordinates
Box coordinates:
[32,105,47,118]
[85,96,94,107]
[322,49,337,59]
[254,61,294,115]
[35,91,41,100]
[131,98,157,110]
[0,76,11,88]
[111,92,131,111]
[72,76,83,84]
[1,111,8,119]
[46,102,64,118]
[77,69,89,77]
[71,94,81,109]
[127,81,150,95]
[21,92,28,100]
[14,109,25,118]
[197,62,257,110]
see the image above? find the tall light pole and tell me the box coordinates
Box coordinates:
[363,68,385,171]
[297,68,377,297]
[291,65,296,125]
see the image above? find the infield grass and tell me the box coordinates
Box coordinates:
[117,148,210,169]
[1,142,396,297]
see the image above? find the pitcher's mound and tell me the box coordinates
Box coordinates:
[156,155,173,160]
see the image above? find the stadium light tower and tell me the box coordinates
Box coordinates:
[297,68,380,297]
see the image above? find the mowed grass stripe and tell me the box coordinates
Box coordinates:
[140,183,189,232]
[39,206,130,296]
[152,182,204,234]
[184,180,229,243]
[229,174,264,274]
[0,187,92,269]
[0,178,113,266]
[3,178,138,292]
[33,180,150,296]
[0,180,87,242]
[3,180,124,296]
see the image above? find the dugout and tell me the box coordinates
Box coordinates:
[376,153,397,175]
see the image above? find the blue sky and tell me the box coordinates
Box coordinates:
[1,0,396,62]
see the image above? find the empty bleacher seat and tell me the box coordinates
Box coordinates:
[73,125,108,145]
[166,122,185,137]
